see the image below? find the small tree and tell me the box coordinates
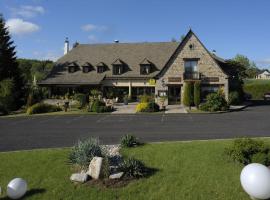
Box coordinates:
[194,81,201,108]
[183,82,193,108]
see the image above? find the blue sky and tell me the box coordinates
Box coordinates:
[1,0,270,68]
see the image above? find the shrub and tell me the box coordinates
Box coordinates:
[139,95,154,103]
[228,91,241,105]
[0,102,8,115]
[69,138,103,169]
[194,82,201,108]
[135,102,159,112]
[0,78,15,111]
[74,93,87,108]
[119,158,147,178]
[251,152,270,166]
[27,103,62,115]
[225,138,268,165]
[89,100,113,113]
[183,82,193,107]
[200,92,229,112]
[120,134,140,147]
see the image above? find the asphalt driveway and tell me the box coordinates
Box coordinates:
[0,105,270,152]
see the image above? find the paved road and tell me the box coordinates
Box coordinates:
[0,105,270,152]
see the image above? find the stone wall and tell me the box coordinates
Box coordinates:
[155,33,229,105]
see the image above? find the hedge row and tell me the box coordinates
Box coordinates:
[27,103,62,115]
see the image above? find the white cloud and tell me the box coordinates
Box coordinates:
[6,18,40,35]
[81,24,107,32]
[10,5,45,18]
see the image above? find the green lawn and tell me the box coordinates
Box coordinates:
[0,140,253,200]
[244,79,270,99]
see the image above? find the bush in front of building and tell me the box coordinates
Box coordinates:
[139,95,155,103]
[193,81,201,108]
[74,93,87,108]
[228,91,241,105]
[199,91,229,112]
[27,103,62,115]
[89,99,113,113]
[183,82,194,107]
[136,102,159,112]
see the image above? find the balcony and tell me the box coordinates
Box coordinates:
[183,72,201,80]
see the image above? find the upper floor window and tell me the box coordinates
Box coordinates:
[184,60,198,72]
[140,65,151,75]
[113,65,123,75]
[68,66,76,73]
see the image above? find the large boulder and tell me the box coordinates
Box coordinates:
[87,157,104,179]
[70,173,88,183]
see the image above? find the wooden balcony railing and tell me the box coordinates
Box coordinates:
[183,72,201,80]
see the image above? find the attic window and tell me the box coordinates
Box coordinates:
[97,66,104,73]
[140,65,151,75]
[113,65,123,75]
[82,66,90,73]
[68,66,76,73]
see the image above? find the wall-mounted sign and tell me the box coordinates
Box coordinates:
[168,77,182,82]
[148,79,156,85]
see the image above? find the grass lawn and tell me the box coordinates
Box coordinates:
[244,79,270,100]
[0,140,253,200]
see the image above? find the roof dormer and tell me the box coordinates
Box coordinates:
[140,58,152,75]
[112,59,125,75]
[67,62,78,73]
[96,62,106,73]
[82,62,92,73]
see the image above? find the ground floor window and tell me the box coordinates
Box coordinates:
[201,85,223,99]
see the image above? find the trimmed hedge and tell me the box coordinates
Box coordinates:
[244,79,270,100]
[193,82,201,108]
[183,82,193,107]
[27,103,62,115]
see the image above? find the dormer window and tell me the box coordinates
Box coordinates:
[112,59,124,75]
[82,66,90,73]
[113,65,123,75]
[68,63,77,73]
[140,58,152,75]
[96,62,105,73]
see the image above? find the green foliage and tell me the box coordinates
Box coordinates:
[136,102,159,112]
[0,78,15,111]
[228,91,241,105]
[69,138,102,169]
[225,138,269,165]
[90,89,102,99]
[183,82,193,107]
[119,158,147,178]
[26,86,46,107]
[193,82,201,108]
[120,134,140,148]
[200,91,229,112]
[0,101,8,115]
[251,152,270,166]
[89,100,113,113]
[0,16,26,109]
[74,93,87,108]
[244,79,270,100]
[27,103,62,115]
[139,95,154,103]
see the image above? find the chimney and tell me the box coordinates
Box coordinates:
[64,37,69,55]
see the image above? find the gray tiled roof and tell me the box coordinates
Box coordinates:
[39,42,179,85]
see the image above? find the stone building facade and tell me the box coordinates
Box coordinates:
[39,30,231,105]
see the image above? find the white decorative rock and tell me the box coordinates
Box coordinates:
[7,178,27,199]
[240,163,270,200]
[70,173,88,183]
[109,172,124,179]
[87,157,103,179]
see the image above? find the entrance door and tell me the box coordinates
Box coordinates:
[168,86,181,105]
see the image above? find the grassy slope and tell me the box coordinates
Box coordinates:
[0,140,251,200]
[244,79,270,99]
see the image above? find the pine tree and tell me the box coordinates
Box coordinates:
[0,14,25,110]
